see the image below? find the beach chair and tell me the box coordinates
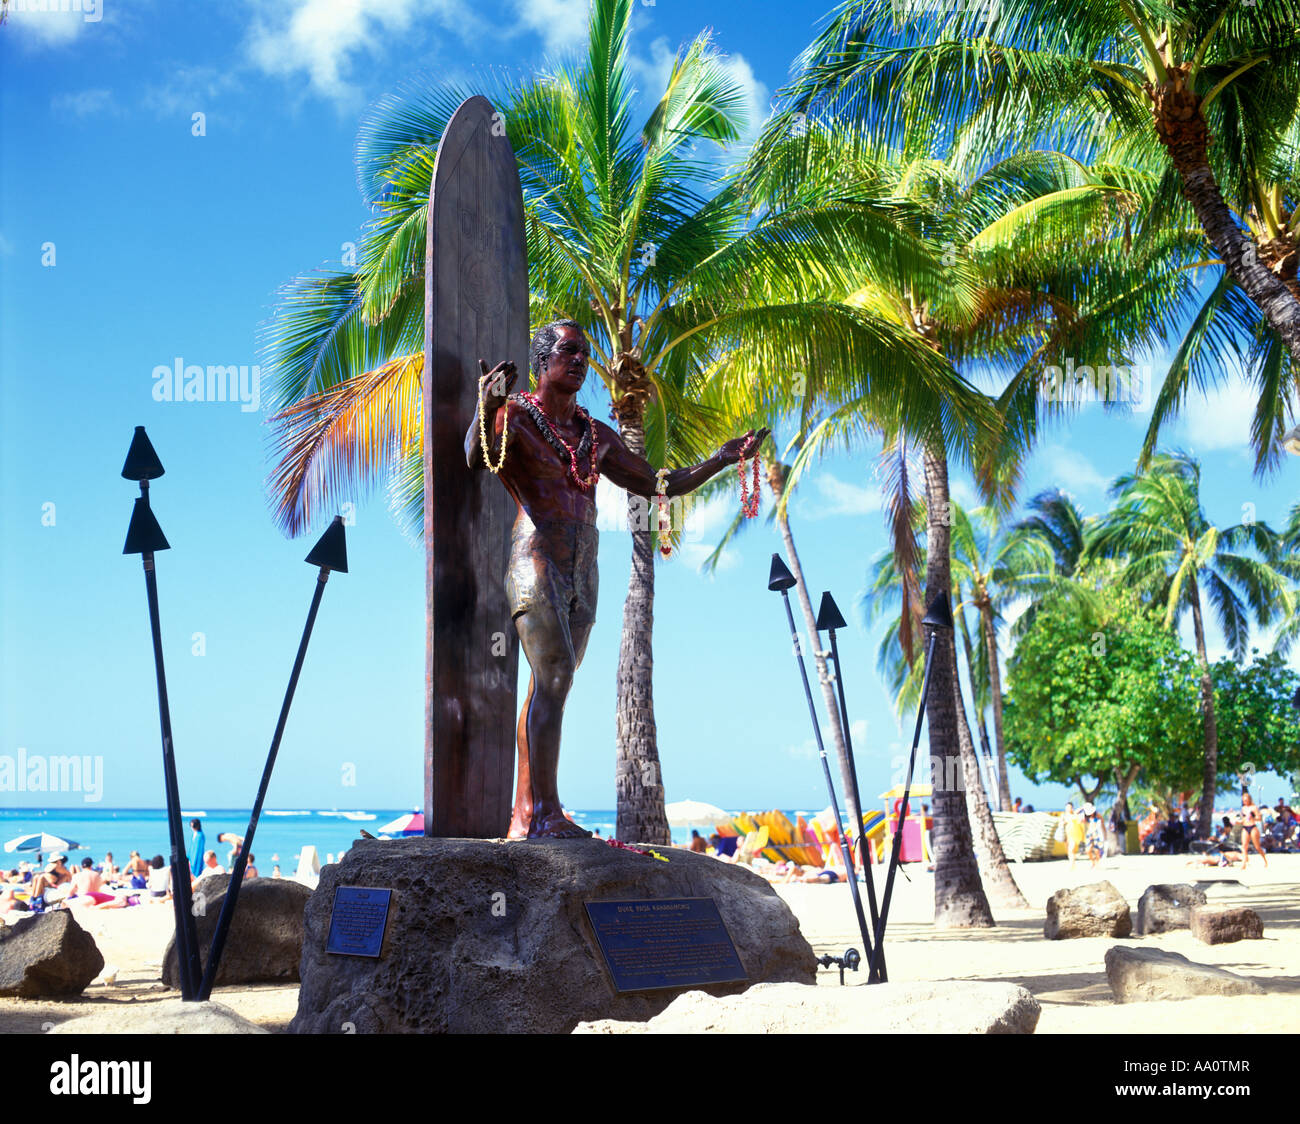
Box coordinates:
[732,827,769,864]
[295,845,322,885]
[860,810,887,864]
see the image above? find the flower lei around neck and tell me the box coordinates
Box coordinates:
[511,390,600,491]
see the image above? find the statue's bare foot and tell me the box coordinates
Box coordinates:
[528,802,591,839]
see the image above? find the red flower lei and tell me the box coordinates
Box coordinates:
[518,391,600,491]
[738,433,761,518]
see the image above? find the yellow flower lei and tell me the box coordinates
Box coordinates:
[655,467,672,557]
[478,373,510,473]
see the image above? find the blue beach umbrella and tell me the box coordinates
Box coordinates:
[4,832,82,866]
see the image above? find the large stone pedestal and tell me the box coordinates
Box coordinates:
[290,837,816,1034]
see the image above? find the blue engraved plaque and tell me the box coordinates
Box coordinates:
[584,897,748,992]
[326,886,392,958]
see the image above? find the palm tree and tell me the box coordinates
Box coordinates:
[775,0,1300,365]
[1138,116,1300,474]
[259,0,960,843]
[863,505,1029,909]
[1088,452,1296,835]
[742,113,1178,925]
[949,504,1056,810]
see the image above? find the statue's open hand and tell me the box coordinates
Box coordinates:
[718,427,771,465]
[479,359,517,408]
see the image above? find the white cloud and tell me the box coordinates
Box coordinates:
[595,476,631,532]
[949,476,980,510]
[626,36,677,104]
[787,735,818,761]
[1033,443,1109,496]
[596,483,741,571]
[50,87,115,116]
[6,0,103,47]
[627,36,770,152]
[142,66,242,119]
[806,472,881,519]
[511,0,588,53]
[242,0,465,103]
[0,233,15,257]
[1168,377,1260,457]
[716,51,770,149]
[787,719,867,762]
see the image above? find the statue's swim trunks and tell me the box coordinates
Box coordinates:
[505,516,599,626]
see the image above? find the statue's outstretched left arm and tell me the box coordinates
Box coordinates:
[597,422,770,499]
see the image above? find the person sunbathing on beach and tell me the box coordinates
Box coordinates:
[27,855,72,908]
[66,857,118,908]
[100,852,118,879]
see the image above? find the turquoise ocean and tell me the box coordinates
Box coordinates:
[0,808,758,871]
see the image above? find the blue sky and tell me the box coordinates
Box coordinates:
[2,0,1297,819]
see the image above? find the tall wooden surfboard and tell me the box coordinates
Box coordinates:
[424,96,526,838]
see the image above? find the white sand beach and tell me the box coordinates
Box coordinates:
[1,853,1296,1033]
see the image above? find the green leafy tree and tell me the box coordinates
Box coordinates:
[1087,451,1296,833]
[1209,651,1300,793]
[1004,588,1203,814]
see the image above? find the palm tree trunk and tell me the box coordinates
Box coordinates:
[956,599,1000,808]
[1150,70,1300,362]
[979,603,1013,810]
[768,462,865,842]
[951,635,1028,910]
[613,407,670,845]
[1188,573,1220,838]
[923,445,994,929]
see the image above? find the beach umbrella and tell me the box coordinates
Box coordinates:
[664,800,729,829]
[197,515,350,1002]
[377,812,424,837]
[4,832,81,856]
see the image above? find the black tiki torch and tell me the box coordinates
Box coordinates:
[768,554,875,974]
[197,515,348,1001]
[814,590,886,982]
[121,426,203,1000]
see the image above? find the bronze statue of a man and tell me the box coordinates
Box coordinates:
[465,319,766,839]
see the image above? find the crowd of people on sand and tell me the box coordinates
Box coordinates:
[1177,792,1299,870]
[0,818,283,927]
[1006,787,1297,872]
[666,786,1299,885]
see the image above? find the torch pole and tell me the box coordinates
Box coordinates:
[823,622,886,982]
[133,480,203,1000]
[197,518,346,1001]
[776,588,875,972]
[866,627,940,986]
